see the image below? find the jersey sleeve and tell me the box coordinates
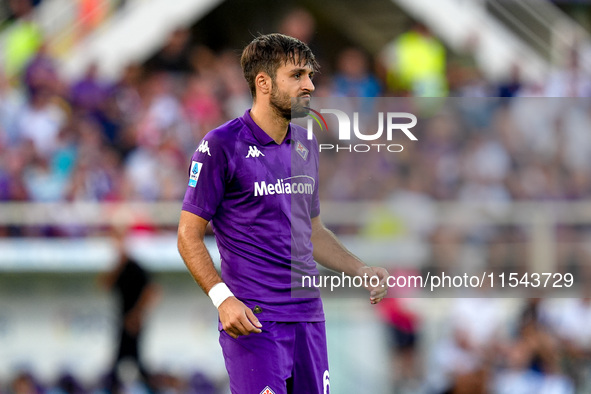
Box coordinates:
[310,134,321,218]
[181,132,229,221]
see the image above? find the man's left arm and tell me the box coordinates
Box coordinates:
[311,216,389,304]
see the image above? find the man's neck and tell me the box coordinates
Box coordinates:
[250,103,289,144]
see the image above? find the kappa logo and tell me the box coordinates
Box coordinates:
[295,140,309,160]
[197,140,211,156]
[260,386,275,394]
[246,145,265,158]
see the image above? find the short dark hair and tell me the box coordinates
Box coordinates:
[240,33,319,98]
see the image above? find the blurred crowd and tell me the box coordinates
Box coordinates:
[2,369,222,394]
[1,4,591,210]
[399,295,591,394]
[2,1,591,393]
[376,296,591,394]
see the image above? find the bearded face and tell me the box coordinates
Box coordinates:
[269,81,310,120]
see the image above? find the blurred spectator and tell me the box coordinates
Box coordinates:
[493,298,573,394]
[121,72,190,201]
[417,111,462,199]
[99,229,159,392]
[77,0,108,38]
[9,371,43,394]
[217,49,250,120]
[94,92,124,148]
[277,8,325,76]
[545,46,591,97]
[187,371,217,394]
[429,328,489,394]
[0,1,10,26]
[552,297,591,387]
[134,72,188,148]
[363,168,437,241]
[331,47,381,97]
[8,0,43,17]
[454,68,490,98]
[377,297,421,392]
[182,75,223,133]
[3,0,42,79]
[15,87,67,159]
[124,143,164,201]
[509,97,561,163]
[278,7,316,44]
[451,297,506,353]
[380,23,448,96]
[23,43,63,98]
[0,67,25,145]
[448,33,491,97]
[188,44,219,79]
[496,64,524,98]
[0,140,31,202]
[69,62,106,114]
[557,101,591,172]
[63,117,120,202]
[123,138,187,202]
[147,27,193,74]
[108,63,143,125]
[46,372,85,394]
[23,154,68,202]
[221,70,251,120]
[493,342,574,394]
[459,134,511,197]
[428,298,505,394]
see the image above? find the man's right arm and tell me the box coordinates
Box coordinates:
[177,210,262,338]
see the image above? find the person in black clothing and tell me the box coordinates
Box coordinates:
[100,229,159,389]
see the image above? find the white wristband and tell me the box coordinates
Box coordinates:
[208,283,234,309]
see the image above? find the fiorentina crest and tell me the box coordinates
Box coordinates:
[295,140,309,160]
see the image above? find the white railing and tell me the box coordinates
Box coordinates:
[0,200,589,273]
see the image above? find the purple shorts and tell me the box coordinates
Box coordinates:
[219,321,330,394]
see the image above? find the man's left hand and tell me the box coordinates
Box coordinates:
[357,266,389,304]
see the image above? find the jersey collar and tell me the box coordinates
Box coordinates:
[242,110,292,146]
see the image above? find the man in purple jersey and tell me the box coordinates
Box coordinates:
[177,33,388,394]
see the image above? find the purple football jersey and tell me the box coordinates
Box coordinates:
[182,110,324,322]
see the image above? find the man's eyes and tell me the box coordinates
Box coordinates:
[293,72,314,80]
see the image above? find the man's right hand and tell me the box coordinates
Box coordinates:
[218,297,263,338]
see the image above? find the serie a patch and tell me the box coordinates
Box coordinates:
[189,161,203,187]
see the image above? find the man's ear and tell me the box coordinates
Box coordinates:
[256,72,271,95]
